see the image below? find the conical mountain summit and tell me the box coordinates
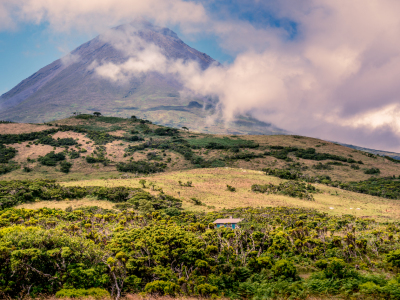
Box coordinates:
[0,22,285,135]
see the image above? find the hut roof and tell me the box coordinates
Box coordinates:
[213,218,243,224]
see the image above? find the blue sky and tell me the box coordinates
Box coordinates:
[0,24,93,95]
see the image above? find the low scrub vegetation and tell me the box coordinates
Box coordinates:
[0,180,181,210]
[252,181,319,200]
[0,144,17,163]
[263,167,400,200]
[117,161,167,174]
[0,205,398,299]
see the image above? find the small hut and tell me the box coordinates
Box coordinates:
[213,216,243,229]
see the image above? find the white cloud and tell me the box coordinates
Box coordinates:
[4,0,400,150]
[0,0,207,33]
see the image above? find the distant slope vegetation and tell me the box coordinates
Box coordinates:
[1,114,400,201]
[0,22,284,135]
[339,142,400,160]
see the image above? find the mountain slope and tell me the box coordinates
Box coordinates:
[0,22,285,135]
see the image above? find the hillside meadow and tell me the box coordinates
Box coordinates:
[2,115,400,299]
[42,168,398,221]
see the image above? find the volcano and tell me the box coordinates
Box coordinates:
[0,22,286,135]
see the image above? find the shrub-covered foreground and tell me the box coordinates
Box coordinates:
[0,203,399,299]
[0,180,181,210]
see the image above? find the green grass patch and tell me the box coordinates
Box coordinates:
[187,137,258,149]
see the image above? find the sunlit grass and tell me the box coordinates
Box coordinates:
[61,167,400,221]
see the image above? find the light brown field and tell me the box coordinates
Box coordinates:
[10,142,63,163]
[0,123,53,134]
[60,168,400,221]
[16,198,117,210]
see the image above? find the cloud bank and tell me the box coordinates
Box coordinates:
[3,0,400,151]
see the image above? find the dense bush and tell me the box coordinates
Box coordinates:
[0,204,396,299]
[295,147,360,163]
[117,161,167,174]
[38,135,77,147]
[0,144,17,163]
[0,180,182,209]
[338,177,400,199]
[123,135,144,142]
[188,137,259,149]
[263,168,300,180]
[0,162,19,175]
[38,151,66,166]
[0,128,58,144]
[60,161,72,173]
[364,167,380,174]
[154,127,179,136]
[226,152,264,161]
[252,181,318,200]
[265,146,298,161]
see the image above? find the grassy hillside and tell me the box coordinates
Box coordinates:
[2,115,400,299]
[1,114,400,183]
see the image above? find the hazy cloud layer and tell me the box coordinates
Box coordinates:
[0,0,207,32]
[3,0,400,151]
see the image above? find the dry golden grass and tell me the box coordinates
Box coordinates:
[15,198,117,210]
[110,130,128,137]
[10,142,62,163]
[105,141,130,163]
[0,123,52,134]
[61,168,400,221]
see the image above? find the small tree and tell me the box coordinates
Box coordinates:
[227,185,236,192]
[93,112,102,117]
[182,126,189,132]
[139,179,146,188]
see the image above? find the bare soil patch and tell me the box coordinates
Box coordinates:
[0,123,52,134]
[11,142,64,162]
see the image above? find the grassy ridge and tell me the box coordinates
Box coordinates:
[1,115,400,299]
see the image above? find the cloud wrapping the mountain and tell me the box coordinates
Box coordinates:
[95,0,400,151]
[3,0,400,150]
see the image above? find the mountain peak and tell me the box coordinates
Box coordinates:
[0,22,284,136]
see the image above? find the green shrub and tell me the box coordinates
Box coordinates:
[272,259,298,280]
[252,181,318,200]
[55,288,110,299]
[196,283,218,297]
[144,280,181,296]
[164,207,181,216]
[226,185,236,192]
[38,151,65,166]
[387,249,400,269]
[0,144,17,163]
[117,161,166,174]
[0,162,19,175]
[69,150,80,159]
[60,161,72,173]
[154,127,179,136]
[364,167,380,174]
[323,258,349,279]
